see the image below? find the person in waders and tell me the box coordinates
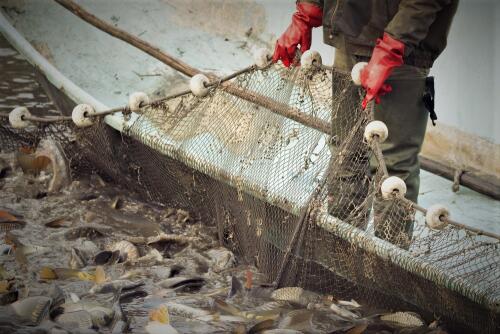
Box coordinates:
[273,0,458,248]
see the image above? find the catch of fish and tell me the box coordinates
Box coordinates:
[0,151,449,333]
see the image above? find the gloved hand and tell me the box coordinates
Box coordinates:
[361,33,405,109]
[272,2,323,67]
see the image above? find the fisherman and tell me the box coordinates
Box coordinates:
[273,0,458,247]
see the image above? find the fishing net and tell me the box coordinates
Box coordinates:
[1,62,499,334]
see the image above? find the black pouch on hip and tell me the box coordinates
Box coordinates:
[422,76,437,126]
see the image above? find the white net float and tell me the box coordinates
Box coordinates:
[9,107,32,129]
[300,50,322,70]
[381,176,407,199]
[351,62,368,86]
[364,120,389,143]
[253,48,271,69]
[128,92,150,112]
[190,74,210,97]
[72,104,96,128]
[426,204,450,230]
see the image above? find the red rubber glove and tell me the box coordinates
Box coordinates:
[272,3,323,67]
[361,33,405,109]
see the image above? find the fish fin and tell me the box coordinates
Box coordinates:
[228,276,242,298]
[149,305,170,324]
[69,292,80,303]
[213,297,241,316]
[40,267,57,280]
[76,271,95,281]
[95,265,107,284]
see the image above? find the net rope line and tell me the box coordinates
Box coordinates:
[45,0,499,240]
[2,66,497,241]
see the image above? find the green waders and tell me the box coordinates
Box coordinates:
[331,49,429,248]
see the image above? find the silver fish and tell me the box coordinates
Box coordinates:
[163,302,211,319]
[109,240,139,261]
[330,303,360,320]
[0,220,26,232]
[206,247,236,272]
[69,247,87,269]
[380,311,425,328]
[10,296,52,325]
[278,309,313,331]
[61,300,114,327]
[89,280,144,294]
[271,287,322,307]
[55,309,94,329]
[158,276,205,291]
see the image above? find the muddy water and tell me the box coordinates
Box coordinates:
[0,35,58,117]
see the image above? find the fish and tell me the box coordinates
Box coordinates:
[9,296,52,325]
[0,265,8,280]
[248,319,276,334]
[61,300,115,327]
[55,309,94,329]
[69,247,87,269]
[162,302,211,319]
[0,290,18,305]
[0,245,13,255]
[109,240,139,261]
[39,267,95,281]
[330,303,360,320]
[206,247,236,272]
[0,280,11,293]
[94,250,121,265]
[94,266,107,284]
[110,196,124,210]
[44,217,72,228]
[158,276,205,292]
[89,280,144,294]
[15,151,51,175]
[215,298,283,321]
[0,220,26,232]
[278,309,313,331]
[146,305,179,334]
[132,248,164,265]
[46,284,65,311]
[118,289,148,304]
[228,275,243,298]
[380,311,425,328]
[271,287,322,307]
[261,330,305,334]
[64,225,110,240]
[337,299,361,309]
[110,293,130,333]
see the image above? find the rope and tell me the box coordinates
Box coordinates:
[366,101,500,241]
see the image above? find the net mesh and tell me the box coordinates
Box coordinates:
[1,63,499,333]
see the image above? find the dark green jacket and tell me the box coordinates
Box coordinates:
[302,0,458,68]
